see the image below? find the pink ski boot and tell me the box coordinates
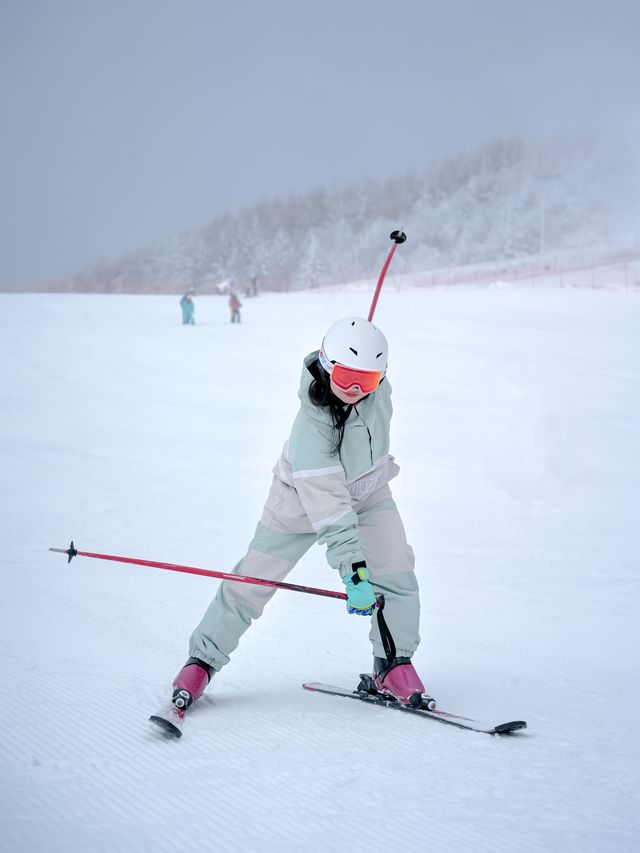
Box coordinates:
[149,657,213,738]
[373,656,429,709]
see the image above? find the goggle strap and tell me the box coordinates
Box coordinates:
[318,347,334,374]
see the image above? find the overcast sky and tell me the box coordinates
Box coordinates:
[1,0,638,285]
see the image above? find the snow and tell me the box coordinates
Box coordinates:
[1,283,639,852]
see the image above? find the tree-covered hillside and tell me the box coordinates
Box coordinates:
[53,136,639,293]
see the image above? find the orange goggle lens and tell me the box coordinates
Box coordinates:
[330,363,384,393]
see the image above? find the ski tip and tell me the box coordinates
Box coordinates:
[493,720,527,734]
[149,714,183,738]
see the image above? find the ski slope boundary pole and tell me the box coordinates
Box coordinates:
[367,229,407,322]
[49,541,347,601]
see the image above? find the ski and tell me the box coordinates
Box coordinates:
[303,679,527,735]
[149,703,186,738]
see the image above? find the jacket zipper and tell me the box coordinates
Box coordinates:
[354,405,374,466]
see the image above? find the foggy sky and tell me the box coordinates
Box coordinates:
[1,0,639,285]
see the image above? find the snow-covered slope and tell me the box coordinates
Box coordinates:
[1,284,639,852]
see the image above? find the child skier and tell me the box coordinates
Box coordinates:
[153,316,425,735]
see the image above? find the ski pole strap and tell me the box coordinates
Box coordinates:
[375,594,397,662]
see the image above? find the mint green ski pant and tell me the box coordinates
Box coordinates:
[189,492,420,671]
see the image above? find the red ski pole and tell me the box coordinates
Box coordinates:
[49,541,347,601]
[368,229,407,322]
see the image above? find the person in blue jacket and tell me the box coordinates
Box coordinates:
[180,290,195,325]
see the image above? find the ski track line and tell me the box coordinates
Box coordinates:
[8,664,634,853]
[4,603,637,853]
[2,751,335,852]
[2,765,382,853]
[0,690,524,853]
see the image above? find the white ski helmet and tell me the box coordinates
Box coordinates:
[319,317,388,375]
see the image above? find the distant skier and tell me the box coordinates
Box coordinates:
[228,291,242,323]
[180,290,195,325]
[152,317,425,736]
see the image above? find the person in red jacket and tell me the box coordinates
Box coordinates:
[229,291,242,323]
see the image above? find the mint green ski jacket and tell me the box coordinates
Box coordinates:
[264,352,401,576]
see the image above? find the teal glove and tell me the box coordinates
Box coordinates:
[342,563,376,616]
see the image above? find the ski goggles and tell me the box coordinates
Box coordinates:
[319,348,385,394]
